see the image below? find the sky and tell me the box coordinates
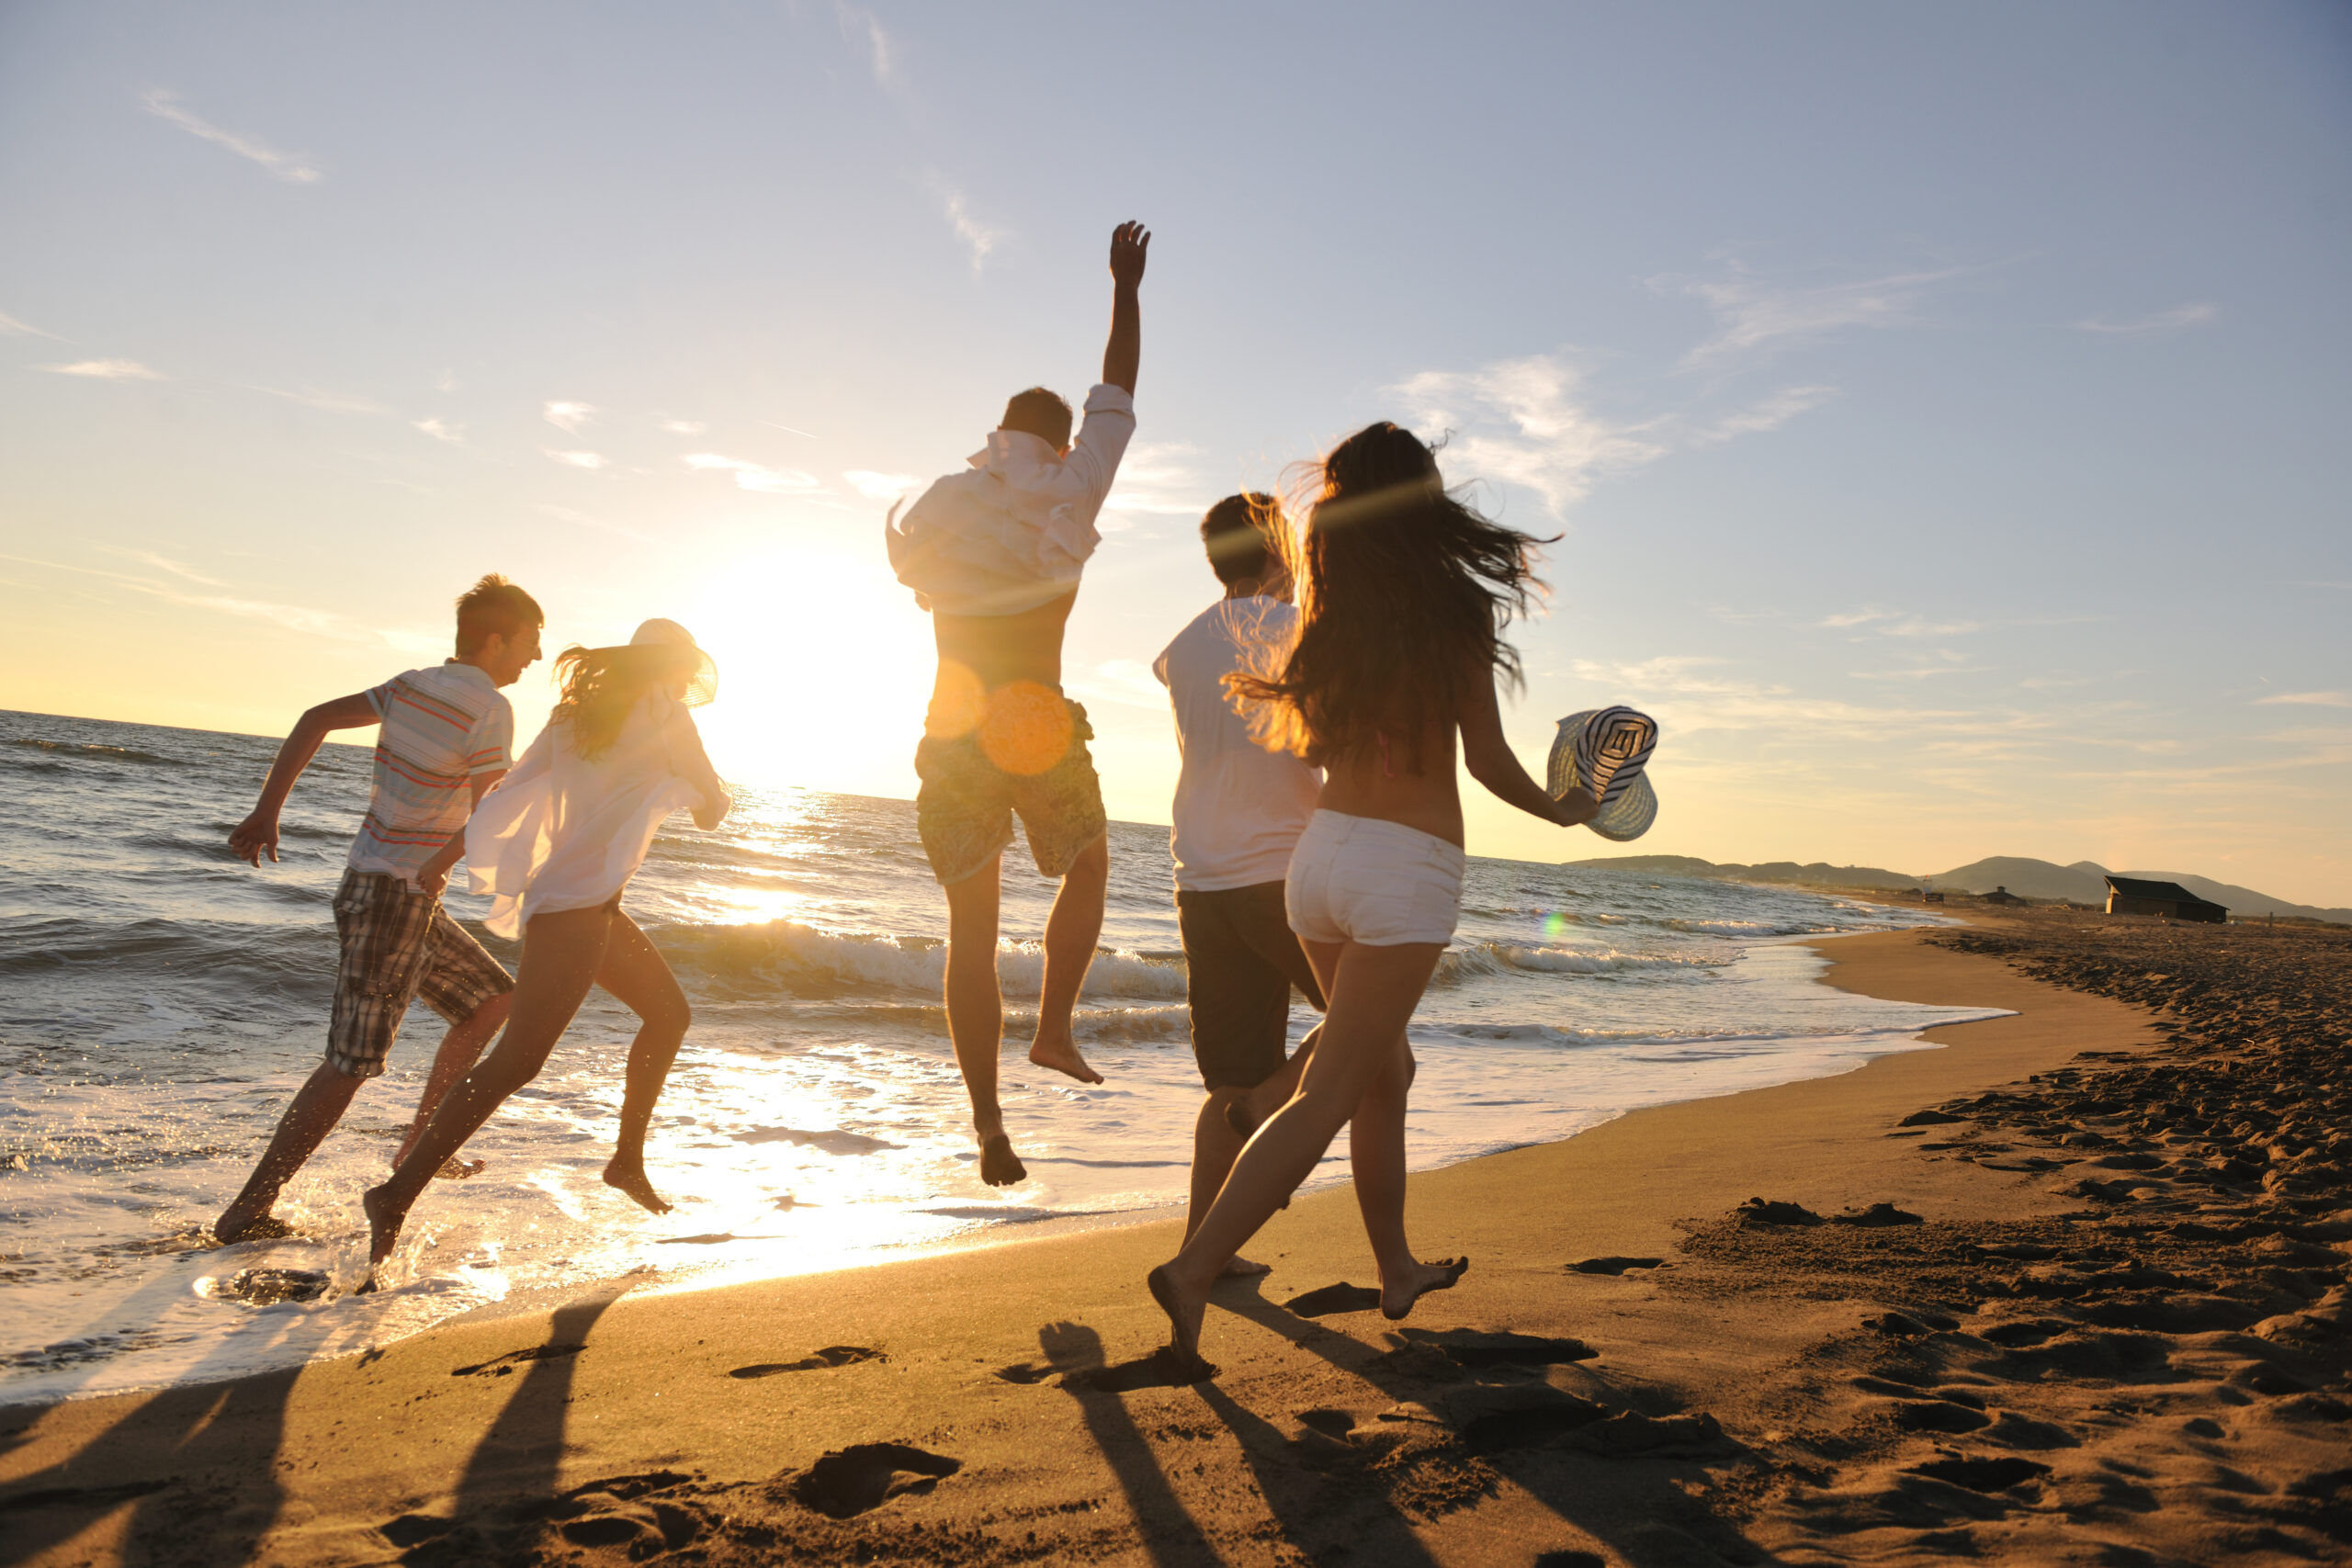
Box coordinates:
[3,2,2347,906]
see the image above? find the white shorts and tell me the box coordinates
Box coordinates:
[1284,810,1465,948]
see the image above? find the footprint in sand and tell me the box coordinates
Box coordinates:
[1398,1327,1599,1369]
[1068,1346,1218,1392]
[452,1343,582,1377]
[1566,1256,1663,1276]
[790,1443,960,1519]
[1282,1281,1384,1316]
[729,1346,886,1379]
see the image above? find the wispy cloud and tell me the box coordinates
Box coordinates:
[242,382,387,413]
[927,175,1004,276]
[2075,303,2215,336]
[141,89,321,183]
[834,2,899,91]
[1820,607,1982,638]
[1679,265,1958,368]
[1690,384,1837,444]
[98,547,225,586]
[2256,691,2350,708]
[40,358,165,380]
[1066,658,1168,711]
[413,417,464,444]
[684,453,820,493]
[659,418,707,435]
[1392,355,1668,515]
[843,469,917,501]
[546,449,608,469]
[0,310,62,341]
[1102,442,1216,522]
[2,550,424,649]
[545,400,596,434]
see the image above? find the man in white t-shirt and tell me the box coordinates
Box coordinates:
[1153,493,1325,1274]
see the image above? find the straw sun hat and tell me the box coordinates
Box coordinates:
[622,618,718,707]
[1547,706,1658,842]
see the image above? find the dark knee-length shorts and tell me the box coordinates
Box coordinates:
[1176,879,1326,1091]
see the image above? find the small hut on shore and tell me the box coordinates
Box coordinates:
[1983,886,2025,906]
[2104,875,2227,923]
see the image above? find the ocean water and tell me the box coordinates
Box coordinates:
[0,709,1998,1406]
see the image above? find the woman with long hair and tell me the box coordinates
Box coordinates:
[1148,423,1598,1370]
[363,619,731,1277]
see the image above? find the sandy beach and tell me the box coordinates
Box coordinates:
[6,909,2347,1567]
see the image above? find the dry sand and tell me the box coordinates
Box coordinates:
[5,914,2346,1566]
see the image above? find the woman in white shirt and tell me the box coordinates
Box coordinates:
[363,620,730,1277]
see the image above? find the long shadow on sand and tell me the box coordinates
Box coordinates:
[1040,1321,1221,1567]
[1213,1286,1770,1566]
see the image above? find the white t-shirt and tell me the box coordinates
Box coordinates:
[1153,597,1321,892]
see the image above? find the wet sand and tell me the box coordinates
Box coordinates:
[5,913,2346,1565]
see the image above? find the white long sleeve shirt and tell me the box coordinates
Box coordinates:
[884,383,1136,615]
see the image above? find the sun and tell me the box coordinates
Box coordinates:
[684,543,937,795]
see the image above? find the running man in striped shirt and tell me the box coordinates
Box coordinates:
[213,575,544,1244]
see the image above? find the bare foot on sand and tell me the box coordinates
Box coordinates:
[1027,1031,1103,1086]
[433,1156,485,1180]
[1218,1255,1272,1280]
[602,1156,673,1214]
[978,1130,1027,1187]
[1148,1263,1213,1377]
[358,1184,405,1288]
[213,1211,295,1245]
[1381,1256,1469,1321]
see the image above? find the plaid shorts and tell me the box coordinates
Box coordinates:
[326,869,514,1078]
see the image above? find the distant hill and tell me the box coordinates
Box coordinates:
[1564,855,1921,893]
[1569,852,2351,924]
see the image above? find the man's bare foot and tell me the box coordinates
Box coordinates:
[361,1183,405,1270]
[1217,1255,1272,1280]
[433,1156,485,1181]
[1381,1256,1469,1321]
[213,1211,295,1245]
[1027,1032,1103,1086]
[978,1131,1027,1187]
[1148,1262,1212,1376]
[602,1156,673,1214]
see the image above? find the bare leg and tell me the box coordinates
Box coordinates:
[1227,1022,1321,1142]
[1350,1033,1462,1316]
[593,914,692,1214]
[1150,939,1447,1363]
[363,907,615,1269]
[1028,832,1107,1085]
[214,1062,364,1242]
[391,992,511,1179]
[1186,1089,1271,1277]
[943,857,1023,1184]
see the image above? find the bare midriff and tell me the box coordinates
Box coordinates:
[1314,716,1464,847]
[931,591,1079,696]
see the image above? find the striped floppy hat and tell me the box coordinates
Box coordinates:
[1547,706,1658,841]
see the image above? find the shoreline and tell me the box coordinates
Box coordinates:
[0,908,1972,1414]
[2,915,2199,1564]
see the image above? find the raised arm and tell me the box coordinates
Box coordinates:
[1102,220,1148,396]
[1457,667,1598,829]
[228,692,380,864]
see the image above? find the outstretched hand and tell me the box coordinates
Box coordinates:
[1109,220,1149,289]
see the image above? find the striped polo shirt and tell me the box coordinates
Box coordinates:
[347,661,515,882]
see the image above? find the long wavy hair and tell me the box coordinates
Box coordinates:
[550,644,693,761]
[1227,423,1552,773]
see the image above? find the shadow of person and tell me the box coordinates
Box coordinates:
[1210,1287,1769,1566]
[401,1284,637,1547]
[1038,1321,1220,1568]
[0,1353,302,1563]
[1192,1381,1443,1568]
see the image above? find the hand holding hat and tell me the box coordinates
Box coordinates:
[1547,706,1658,841]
